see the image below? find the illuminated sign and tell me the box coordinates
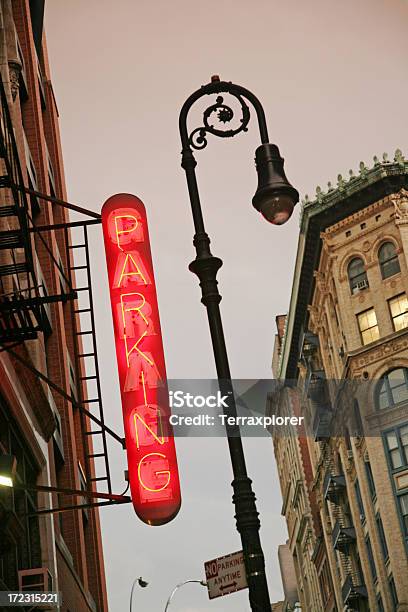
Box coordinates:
[101,194,181,525]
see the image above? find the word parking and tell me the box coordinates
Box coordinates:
[102,193,181,525]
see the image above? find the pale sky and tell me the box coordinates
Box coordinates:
[45,1,408,610]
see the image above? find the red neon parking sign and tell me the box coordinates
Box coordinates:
[101,193,181,525]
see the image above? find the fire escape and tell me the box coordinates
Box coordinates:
[322,455,368,609]
[0,76,129,514]
[302,332,333,441]
[302,333,368,610]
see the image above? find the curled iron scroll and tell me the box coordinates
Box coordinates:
[188,94,250,151]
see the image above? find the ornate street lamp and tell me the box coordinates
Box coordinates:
[129,576,149,612]
[164,579,207,612]
[179,76,299,611]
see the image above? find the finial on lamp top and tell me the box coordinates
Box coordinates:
[211,75,221,83]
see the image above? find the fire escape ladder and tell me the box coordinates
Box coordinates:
[65,224,113,495]
[331,505,355,601]
[0,77,44,341]
[329,500,367,606]
[331,506,356,552]
[0,75,125,513]
[341,570,368,606]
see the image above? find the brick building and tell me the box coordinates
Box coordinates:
[270,153,408,611]
[0,2,107,610]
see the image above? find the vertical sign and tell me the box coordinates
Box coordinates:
[101,194,181,525]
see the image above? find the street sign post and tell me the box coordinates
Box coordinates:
[204,550,248,600]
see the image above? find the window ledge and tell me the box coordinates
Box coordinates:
[347,326,408,359]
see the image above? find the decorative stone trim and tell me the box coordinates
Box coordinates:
[8,60,22,102]
[392,188,408,225]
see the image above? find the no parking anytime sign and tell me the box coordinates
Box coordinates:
[204,550,248,600]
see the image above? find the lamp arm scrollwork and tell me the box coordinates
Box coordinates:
[179,78,269,156]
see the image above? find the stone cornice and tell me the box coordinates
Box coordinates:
[300,152,407,229]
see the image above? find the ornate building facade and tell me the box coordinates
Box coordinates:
[271,153,408,611]
[0,2,107,610]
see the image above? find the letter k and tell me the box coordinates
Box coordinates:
[218,391,229,408]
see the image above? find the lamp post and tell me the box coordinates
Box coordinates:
[164,579,207,612]
[129,576,149,612]
[179,76,299,612]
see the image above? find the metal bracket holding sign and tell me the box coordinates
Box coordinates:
[204,550,248,600]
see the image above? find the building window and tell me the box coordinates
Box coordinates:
[399,492,408,537]
[389,575,398,610]
[377,369,408,410]
[365,536,377,581]
[353,399,364,436]
[318,559,333,607]
[377,594,385,612]
[365,460,376,499]
[385,426,408,469]
[376,514,389,560]
[384,425,408,548]
[379,241,400,279]
[389,294,408,331]
[357,308,379,345]
[0,402,41,590]
[355,479,365,521]
[348,257,368,293]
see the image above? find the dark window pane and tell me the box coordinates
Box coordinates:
[389,576,398,609]
[390,448,403,469]
[355,480,365,520]
[365,461,376,498]
[382,258,401,279]
[376,514,389,559]
[400,494,408,537]
[353,400,364,435]
[379,242,400,279]
[366,536,377,581]
[377,368,408,410]
[348,257,368,292]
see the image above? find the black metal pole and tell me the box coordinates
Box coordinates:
[179,78,271,612]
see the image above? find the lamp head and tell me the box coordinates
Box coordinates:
[252,143,299,225]
[0,454,17,487]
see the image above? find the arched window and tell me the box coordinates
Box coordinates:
[348,258,368,294]
[376,368,408,410]
[379,242,400,279]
